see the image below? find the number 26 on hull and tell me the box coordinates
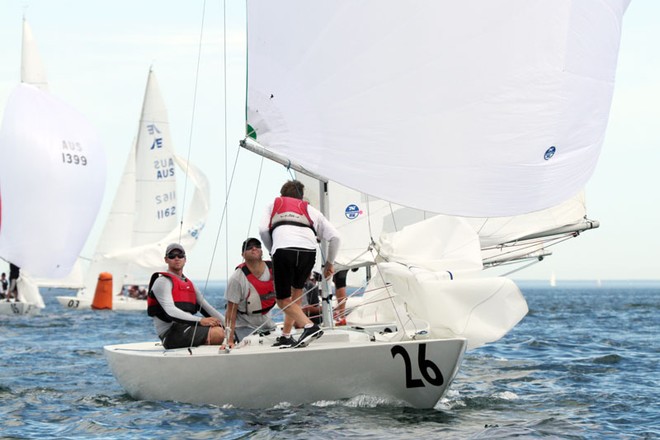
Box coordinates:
[391,344,444,388]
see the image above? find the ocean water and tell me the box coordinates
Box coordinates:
[1,280,658,439]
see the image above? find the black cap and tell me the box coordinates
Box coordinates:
[241,237,261,253]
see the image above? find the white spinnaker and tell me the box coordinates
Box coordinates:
[247,0,629,217]
[32,259,85,289]
[0,84,106,278]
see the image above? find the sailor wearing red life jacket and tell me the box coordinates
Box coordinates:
[221,237,278,350]
[148,243,225,349]
[259,180,341,348]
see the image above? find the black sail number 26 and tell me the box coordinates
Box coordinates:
[391,344,444,388]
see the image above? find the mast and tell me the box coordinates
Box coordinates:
[240,138,335,328]
[318,180,334,328]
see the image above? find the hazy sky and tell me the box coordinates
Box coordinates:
[0,1,658,282]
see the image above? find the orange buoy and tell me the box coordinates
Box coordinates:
[91,272,113,310]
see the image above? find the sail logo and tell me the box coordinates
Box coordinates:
[147,124,161,135]
[344,204,362,220]
[147,124,163,150]
[188,221,205,239]
[151,138,163,150]
[544,146,556,160]
[154,158,175,179]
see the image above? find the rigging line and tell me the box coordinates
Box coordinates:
[237,282,320,340]
[365,194,378,250]
[223,0,229,283]
[245,154,266,240]
[201,145,243,292]
[368,247,418,340]
[499,258,543,277]
[388,201,398,232]
[178,0,208,243]
[484,233,576,266]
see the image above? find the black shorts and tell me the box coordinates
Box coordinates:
[272,248,316,300]
[161,322,210,349]
[333,270,348,289]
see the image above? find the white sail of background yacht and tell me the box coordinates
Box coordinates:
[56,68,209,311]
[0,18,106,315]
[106,0,630,408]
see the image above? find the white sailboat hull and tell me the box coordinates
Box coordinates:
[104,330,466,408]
[56,295,146,311]
[0,301,41,316]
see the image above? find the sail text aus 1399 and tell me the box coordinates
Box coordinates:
[61,153,87,166]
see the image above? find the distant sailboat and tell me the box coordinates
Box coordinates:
[550,271,557,287]
[0,18,106,316]
[56,68,210,311]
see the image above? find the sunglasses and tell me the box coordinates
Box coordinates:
[167,252,186,259]
[244,244,261,251]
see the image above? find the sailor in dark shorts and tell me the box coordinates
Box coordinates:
[259,180,341,348]
[147,243,225,349]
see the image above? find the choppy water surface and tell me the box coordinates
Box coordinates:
[1,280,658,439]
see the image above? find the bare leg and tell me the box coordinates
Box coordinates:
[279,290,312,335]
[335,287,347,318]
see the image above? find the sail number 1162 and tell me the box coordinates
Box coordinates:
[157,206,176,219]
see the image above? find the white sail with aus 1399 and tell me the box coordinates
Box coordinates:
[0,19,106,316]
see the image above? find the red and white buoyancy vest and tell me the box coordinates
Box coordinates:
[237,261,276,315]
[268,196,316,234]
[147,272,199,321]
